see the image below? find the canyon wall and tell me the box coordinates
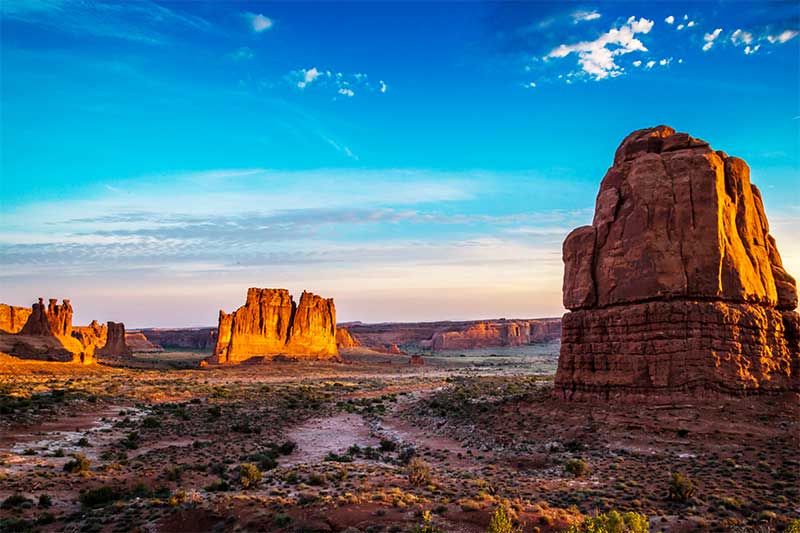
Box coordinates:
[209,288,338,364]
[139,327,217,350]
[555,126,799,399]
[125,331,164,353]
[343,318,561,352]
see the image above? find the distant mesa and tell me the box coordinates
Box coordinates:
[341,318,561,352]
[555,126,799,399]
[125,331,164,353]
[0,298,132,364]
[208,288,338,364]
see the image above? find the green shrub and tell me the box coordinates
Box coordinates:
[784,518,800,533]
[279,441,297,455]
[37,494,51,508]
[565,458,589,478]
[564,510,649,532]
[667,473,695,502]
[79,486,119,507]
[411,510,444,533]
[407,457,432,486]
[2,493,31,509]
[487,504,521,533]
[142,416,161,429]
[239,463,262,489]
[63,453,91,473]
[273,513,292,527]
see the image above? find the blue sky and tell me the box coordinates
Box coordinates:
[1,1,798,327]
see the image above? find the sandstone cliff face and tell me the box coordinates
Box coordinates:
[5,298,91,363]
[555,126,799,399]
[210,288,338,364]
[0,304,32,334]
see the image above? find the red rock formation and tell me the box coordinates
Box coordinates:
[6,298,92,363]
[336,327,361,349]
[139,327,216,350]
[431,319,561,350]
[209,288,338,364]
[0,304,32,334]
[72,320,107,353]
[555,126,799,399]
[409,354,425,366]
[97,321,132,358]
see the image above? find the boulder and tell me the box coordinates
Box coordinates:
[555,126,799,399]
[209,288,339,364]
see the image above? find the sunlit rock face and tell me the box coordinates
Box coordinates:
[210,288,338,364]
[555,126,799,399]
[0,304,32,334]
[335,327,361,349]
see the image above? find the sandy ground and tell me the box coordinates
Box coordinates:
[0,349,797,532]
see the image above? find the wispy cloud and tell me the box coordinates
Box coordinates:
[286,67,385,98]
[702,28,723,52]
[0,0,212,44]
[244,12,273,33]
[571,10,601,24]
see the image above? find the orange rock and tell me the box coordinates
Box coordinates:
[97,321,132,359]
[556,126,799,399]
[0,304,32,334]
[336,327,361,348]
[431,319,561,350]
[209,288,338,364]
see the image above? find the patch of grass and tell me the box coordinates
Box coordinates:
[564,510,649,532]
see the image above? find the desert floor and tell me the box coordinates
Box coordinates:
[0,349,797,532]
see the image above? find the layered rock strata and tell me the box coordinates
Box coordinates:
[555,126,799,399]
[210,288,338,364]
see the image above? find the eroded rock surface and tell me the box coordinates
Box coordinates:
[555,126,799,399]
[209,288,338,364]
[335,327,361,349]
[431,319,561,351]
[97,321,132,359]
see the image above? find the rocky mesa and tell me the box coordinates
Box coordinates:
[555,126,799,399]
[209,288,338,364]
[0,298,132,364]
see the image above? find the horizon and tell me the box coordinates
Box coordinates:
[2,1,799,328]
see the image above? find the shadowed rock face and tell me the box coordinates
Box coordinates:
[210,288,338,364]
[555,126,799,399]
[97,321,132,358]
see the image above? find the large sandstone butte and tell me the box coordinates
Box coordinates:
[0,298,132,364]
[555,126,799,399]
[210,288,338,364]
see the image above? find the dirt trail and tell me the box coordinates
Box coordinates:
[283,413,380,465]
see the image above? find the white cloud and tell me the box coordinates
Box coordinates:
[338,87,355,97]
[702,28,722,52]
[545,16,654,80]
[731,29,753,45]
[687,21,695,28]
[767,30,799,44]
[246,12,273,33]
[295,67,320,89]
[677,24,685,30]
[683,14,689,20]
[744,44,761,55]
[645,60,656,69]
[379,80,388,93]
[665,15,675,24]
[659,57,672,66]
[572,10,601,23]
[632,60,642,67]
[524,81,537,88]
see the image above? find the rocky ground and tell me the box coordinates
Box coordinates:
[0,351,797,533]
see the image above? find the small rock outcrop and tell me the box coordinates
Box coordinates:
[209,288,338,364]
[555,126,799,399]
[336,327,361,349]
[0,304,32,334]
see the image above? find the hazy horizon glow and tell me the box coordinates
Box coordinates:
[1,1,798,328]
